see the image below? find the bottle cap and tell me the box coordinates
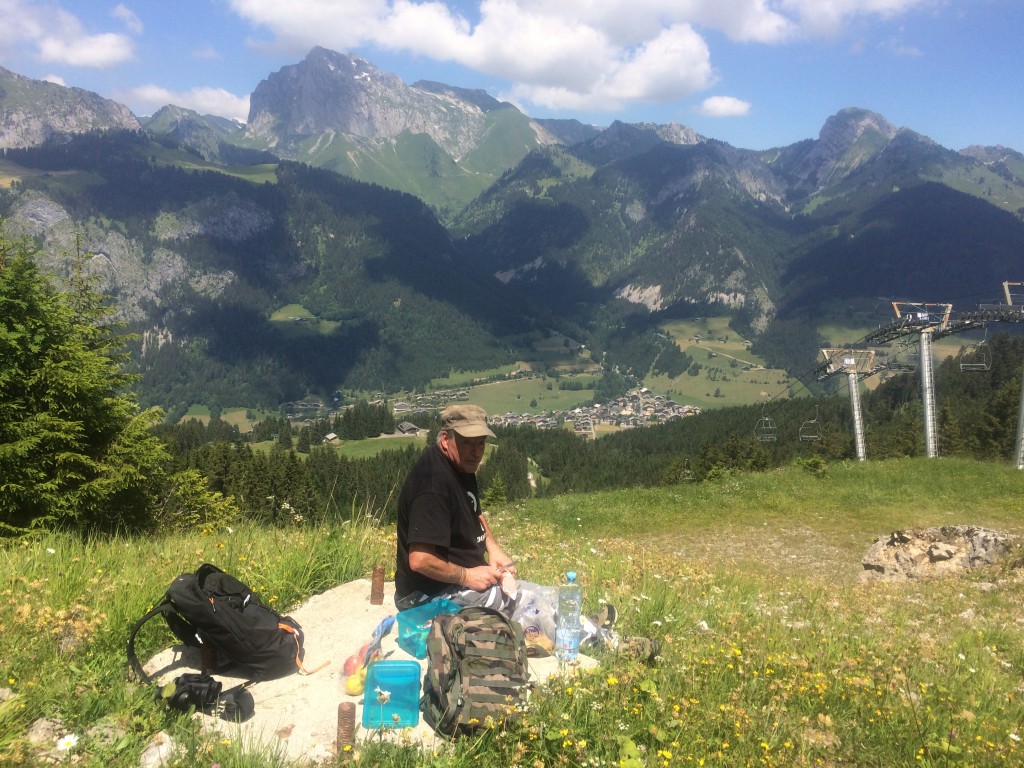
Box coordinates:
[566,571,577,582]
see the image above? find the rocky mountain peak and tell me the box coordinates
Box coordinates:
[0,66,139,149]
[144,104,249,163]
[817,107,898,153]
[244,46,495,160]
[588,120,666,153]
[648,121,705,146]
[412,81,507,112]
[776,107,902,196]
[960,144,1024,164]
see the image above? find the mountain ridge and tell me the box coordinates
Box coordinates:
[2,57,1023,411]
[0,65,140,148]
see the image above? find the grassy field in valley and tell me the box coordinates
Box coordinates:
[179,405,264,433]
[655,318,797,408]
[3,457,1023,766]
[335,434,424,459]
[268,304,343,338]
[454,377,599,416]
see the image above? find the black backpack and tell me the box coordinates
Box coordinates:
[420,605,530,737]
[127,563,305,684]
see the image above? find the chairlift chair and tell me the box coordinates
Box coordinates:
[960,331,992,372]
[798,405,821,442]
[886,343,918,373]
[754,405,777,442]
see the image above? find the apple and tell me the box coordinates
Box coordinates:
[343,653,363,676]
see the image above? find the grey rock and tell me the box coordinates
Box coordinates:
[139,731,179,768]
[7,191,236,323]
[86,719,128,749]
[862,525,1016,580]
[26,717,65,746]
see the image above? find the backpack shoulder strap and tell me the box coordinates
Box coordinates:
[126,600,183,684]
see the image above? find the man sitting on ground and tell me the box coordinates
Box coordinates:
[394,404,517,615]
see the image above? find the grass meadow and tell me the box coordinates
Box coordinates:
[654,319,797,409]
[4,457,1022,766]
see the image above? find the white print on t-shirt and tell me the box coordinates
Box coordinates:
[467,491,486,544]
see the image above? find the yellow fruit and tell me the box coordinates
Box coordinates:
[344,666,367,696]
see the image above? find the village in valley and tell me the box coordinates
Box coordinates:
[389,387,701,440]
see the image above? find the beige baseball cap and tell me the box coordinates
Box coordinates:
[440,404,496,438]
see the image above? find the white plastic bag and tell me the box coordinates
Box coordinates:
[511,580,557,643]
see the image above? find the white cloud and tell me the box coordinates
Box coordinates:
[111,4,144,35]
[778,0,932,38]
[604,25,716,102]
[0,0,44,50]
[0,1,134,68]
[230,0,392,53]
[122,84,250,122]
[190,45,223,60]
[39,32,134,67]
[699,95,752,117]
[878,34,923,57]
[42,73,66,85]
[227,0,938,113]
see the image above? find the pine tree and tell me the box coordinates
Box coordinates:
[0,234,171,533]
[483,474,508,505]
[276,421,293,449]
[296,426,312,453]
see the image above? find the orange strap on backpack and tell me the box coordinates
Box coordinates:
[279,622,330,675]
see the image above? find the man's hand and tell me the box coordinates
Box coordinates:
[495,561,517,577]
[463,564,502,591]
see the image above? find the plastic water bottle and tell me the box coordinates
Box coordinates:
[555,571,582,662]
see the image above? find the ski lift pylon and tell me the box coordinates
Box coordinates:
[754,405,777,442]
[799,405,821,442]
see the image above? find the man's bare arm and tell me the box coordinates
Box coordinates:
[408,542,501,590]
[480,515,516,575]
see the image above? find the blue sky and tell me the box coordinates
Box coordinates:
[0,0,1021,152]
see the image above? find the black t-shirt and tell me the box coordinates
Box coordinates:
[395,444,486,601]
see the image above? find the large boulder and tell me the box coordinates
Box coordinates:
[861,525,1017,580]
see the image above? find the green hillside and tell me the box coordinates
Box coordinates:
[3,458,1022,766]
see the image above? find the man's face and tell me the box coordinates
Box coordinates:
[441,430,487,473]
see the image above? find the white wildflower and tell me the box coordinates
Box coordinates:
[56,734,79,752]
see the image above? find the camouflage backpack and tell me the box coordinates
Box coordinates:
[420,605,530,736]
